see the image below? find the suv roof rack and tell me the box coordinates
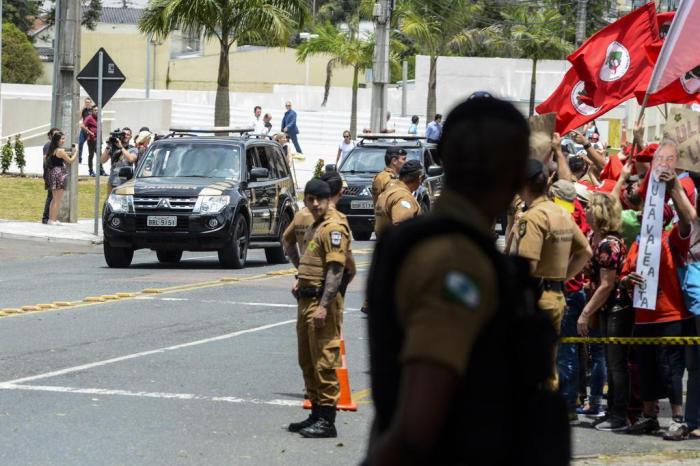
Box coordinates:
[166,127,256,138]
[359,134,426,141]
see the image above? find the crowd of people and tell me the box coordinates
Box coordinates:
[504,118,700,440]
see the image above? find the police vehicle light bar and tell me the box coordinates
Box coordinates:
[168,127,255,134]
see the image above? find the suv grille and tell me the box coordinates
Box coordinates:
[342,185,368,196]
[134,197,198,212]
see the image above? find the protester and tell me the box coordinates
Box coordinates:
[83,106,105,177]
[44,131,78,225]
[336,130,354,165]
[425,114,443,143]
[42,128,61,224]
[408,115,419,135]
[282,101,302,154]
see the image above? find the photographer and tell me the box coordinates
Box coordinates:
[101,127,137,193]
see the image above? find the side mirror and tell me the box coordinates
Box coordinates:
[427,165,443,177]
[249,167,269,181]
[118,166,134,180]
[325,164,337,173]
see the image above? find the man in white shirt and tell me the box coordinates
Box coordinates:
[250,106,265,134]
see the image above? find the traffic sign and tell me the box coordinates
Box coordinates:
[76,48,125,107]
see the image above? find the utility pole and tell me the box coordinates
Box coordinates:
[145,34,151,98]
[51,0,82,222]
[575,0,588,46]
[370,0,392,133]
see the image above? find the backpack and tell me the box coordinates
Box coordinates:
[367,215,569,465]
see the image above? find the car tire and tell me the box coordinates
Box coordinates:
[156,250,183,264]
[265,211,291,264]
[218,215,249,269]
[104,241,134,268]
[352,229,372,241]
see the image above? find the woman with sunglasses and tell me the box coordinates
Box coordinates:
[336,130,355,166]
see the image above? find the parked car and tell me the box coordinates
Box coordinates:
[102,129,297,269]
[331,134,443,241]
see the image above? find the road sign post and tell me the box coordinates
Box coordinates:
[76,48,126,236]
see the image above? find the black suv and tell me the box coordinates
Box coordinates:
[102,129,297,269]
[333,135,443,241]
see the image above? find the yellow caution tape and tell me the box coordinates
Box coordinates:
[561,336,700,345]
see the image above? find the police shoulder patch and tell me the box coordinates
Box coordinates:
[443,271,481,309]
[330,231,342,247]
[518,220,527,238]
[401,200,412,209]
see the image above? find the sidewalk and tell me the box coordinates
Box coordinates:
[0,219,103,245]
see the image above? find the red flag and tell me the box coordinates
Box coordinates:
[635,40,700,106]
[657,11,675,39]
[647,0,700,93]
[568,3,658,107]
[536,67,625,134]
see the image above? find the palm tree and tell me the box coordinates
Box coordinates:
[297,21,401,137]
[498,6,573,116]
[139,0,307,126]
[397,0,491,122]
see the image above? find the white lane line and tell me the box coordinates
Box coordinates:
[0,318,297,386]
[131,297,361,311]
[0,384,301,407]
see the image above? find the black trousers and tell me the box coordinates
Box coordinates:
[600,307,634,420]
[634,320,687,405]
[42,189,53,223]
[87,140,102,174]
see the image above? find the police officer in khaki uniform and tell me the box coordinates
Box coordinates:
[371,147,407,204]
[322,171,356,295]
[289,178,350,438]
[514,159,592,391]
[374,159,423,237]
[365,96,570,465]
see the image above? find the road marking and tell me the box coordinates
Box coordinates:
[0,384,302,407]
[180,255,217,262]
[0,318,297,385]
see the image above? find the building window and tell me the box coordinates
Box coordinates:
[171,30,202,58]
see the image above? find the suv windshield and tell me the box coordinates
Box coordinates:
[339,147,421,174]
[137,143,242,180]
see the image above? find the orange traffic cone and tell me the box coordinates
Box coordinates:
[303,333,357,411]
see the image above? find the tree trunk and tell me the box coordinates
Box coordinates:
[427,55,438,123]
[215,41,231,127]
[350,66,359,138]
[529,57,537,117]
[322,60,334,107]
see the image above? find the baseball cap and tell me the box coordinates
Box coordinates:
[386,147,408,157]
[526,159,546,179]
[399,159,423,177]
[550,180,576,213]
[304,179,331,198]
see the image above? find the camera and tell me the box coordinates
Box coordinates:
[108,129,126,146]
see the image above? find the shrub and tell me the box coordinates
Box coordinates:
[14,134,26,175]
[1,138,12,174]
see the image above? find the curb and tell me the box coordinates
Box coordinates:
[0,230,103,246]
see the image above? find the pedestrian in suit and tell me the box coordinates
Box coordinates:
[282,101,303,154]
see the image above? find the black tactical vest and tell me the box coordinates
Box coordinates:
[367,216,570,466]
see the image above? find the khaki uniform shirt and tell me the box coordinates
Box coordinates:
[327,205,356,277]
[372,167,398,204]
[394,189,499,375]
[514,196,588,281]
[298,211,351,287]
[374,180,421,237]
[282,207,314,256]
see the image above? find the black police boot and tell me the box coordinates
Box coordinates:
[299,405,337,438]
[288,404,319,432]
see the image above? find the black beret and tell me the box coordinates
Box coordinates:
[526,159,546,179]
[304,178,331,198]
[386,146,407,157]
[400,159,423,177]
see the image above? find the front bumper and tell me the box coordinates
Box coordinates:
[103,209,234,251]
[336,196,374,233]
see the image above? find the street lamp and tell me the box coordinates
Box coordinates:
[299,32,319,87]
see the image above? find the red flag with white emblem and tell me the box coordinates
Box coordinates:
[535,67,626,134]
[567,3,658,107]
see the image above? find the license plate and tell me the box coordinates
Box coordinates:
[351,200,373,210]
[147,216,177,227]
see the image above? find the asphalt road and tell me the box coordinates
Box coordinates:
[2,239,700,465]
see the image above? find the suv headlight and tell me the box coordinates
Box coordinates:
[194,195,230,214]
[107,194,134,213]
